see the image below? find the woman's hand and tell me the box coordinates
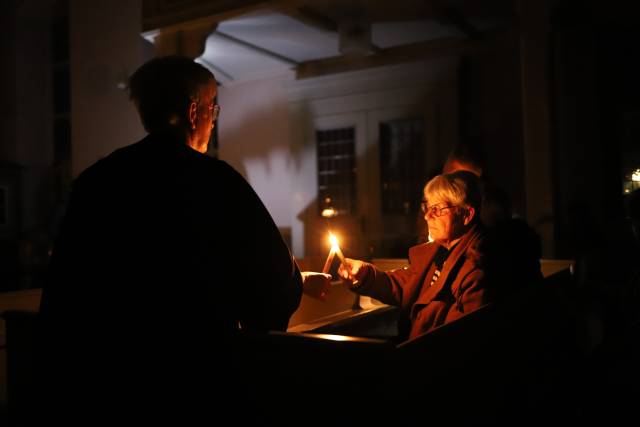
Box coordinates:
[337,258,365,287]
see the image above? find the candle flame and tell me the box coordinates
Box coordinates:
[328,232,347,266]
[329,232,339,248]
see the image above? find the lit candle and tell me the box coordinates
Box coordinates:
[329,233,347,266]
[322,246,335,274]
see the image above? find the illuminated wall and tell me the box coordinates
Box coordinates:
[216,72,297,237]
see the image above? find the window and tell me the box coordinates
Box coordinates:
[379,118,425,215]
[316,127,357,216]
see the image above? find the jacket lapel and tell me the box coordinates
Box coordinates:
[398,243,437,311]
[413,224,481,306]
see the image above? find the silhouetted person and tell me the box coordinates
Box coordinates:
[36,56,307,423]
[480,216,543,301]
[612,189,640,328]
[578,189,640,424]
[442,144,543,298]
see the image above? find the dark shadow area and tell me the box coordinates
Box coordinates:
[9,268,633,425]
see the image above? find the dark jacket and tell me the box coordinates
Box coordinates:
[37,132,302,422]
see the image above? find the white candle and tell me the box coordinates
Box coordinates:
[322,246,335,274]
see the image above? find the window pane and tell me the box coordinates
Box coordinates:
[316,127,356,215]
[379,119,425,215]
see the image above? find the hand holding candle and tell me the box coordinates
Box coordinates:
[311,232,350,299]
[337,258,364,288]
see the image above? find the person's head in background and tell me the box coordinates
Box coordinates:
[442,143,513,227]
[128,56,219,154]
[442,144,485,177]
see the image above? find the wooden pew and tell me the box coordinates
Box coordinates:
[1,264,579,424]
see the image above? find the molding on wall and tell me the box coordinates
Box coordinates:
[284,58,459,103]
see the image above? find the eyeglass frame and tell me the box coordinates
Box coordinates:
[421,201,460,217]
[208,104,221,121]
[190,97,221,121]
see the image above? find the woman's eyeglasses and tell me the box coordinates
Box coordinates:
[421,201,458,217]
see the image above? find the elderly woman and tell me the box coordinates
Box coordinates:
[339,170,488,340]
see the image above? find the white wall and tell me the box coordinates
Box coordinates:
[217,72,297,233]
[69,0,148,177]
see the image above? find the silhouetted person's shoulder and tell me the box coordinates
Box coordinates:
[75,133,237,182]
[480,217,543,301]
[480,182,512,227]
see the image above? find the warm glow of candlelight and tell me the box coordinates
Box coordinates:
[322,246,335,274]
[329,232,339,248]
[315,334,352,342]
[334,246,347,266]
[321,208,337,218]
[328,232,347,266]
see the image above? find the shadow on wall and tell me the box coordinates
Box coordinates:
[217,79,301,180]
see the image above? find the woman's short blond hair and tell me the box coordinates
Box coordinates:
[424,170,483,213]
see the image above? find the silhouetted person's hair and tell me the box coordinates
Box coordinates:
[128,56,215,133]
[442,144,485,177]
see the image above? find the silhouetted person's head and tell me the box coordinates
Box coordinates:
[481,184,512,227]
[442,144,515,226]
[128,56,219,153]
[442,144,485,177]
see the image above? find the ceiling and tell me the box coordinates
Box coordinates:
[189,0,514,85]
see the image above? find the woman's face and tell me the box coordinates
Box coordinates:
[424,195,468,247]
